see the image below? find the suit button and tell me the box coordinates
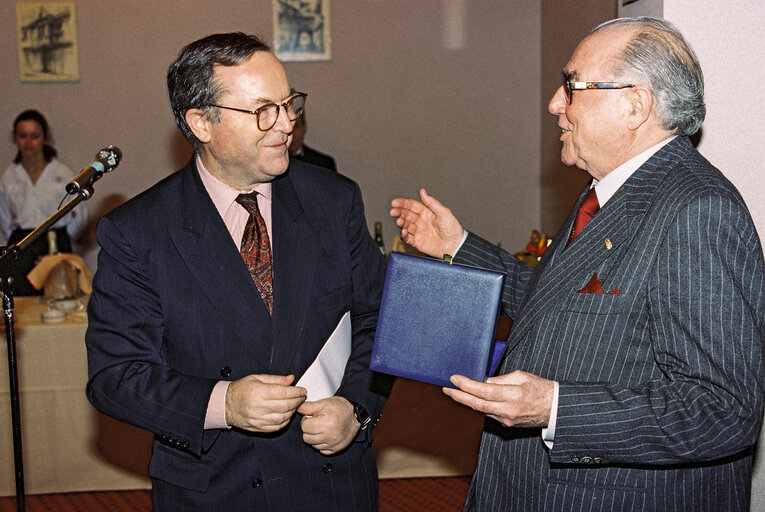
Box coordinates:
[251,479,263,488]
[593,457,603,464]
[322,463,333,473]
[220,367,232,377]
[581,456,592,464]
[571,456,580,463]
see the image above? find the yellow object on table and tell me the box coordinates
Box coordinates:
[26,253,93,295]
[514,230,552,267]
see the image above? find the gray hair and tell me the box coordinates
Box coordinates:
[593,17,705,136]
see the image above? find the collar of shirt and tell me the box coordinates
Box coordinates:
[195,154,273,247]
[593,135,676,206]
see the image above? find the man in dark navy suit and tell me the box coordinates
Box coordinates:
[392,17,765,512]
[86,32,386,511]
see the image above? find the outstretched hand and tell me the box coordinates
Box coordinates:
[389,188,464,258]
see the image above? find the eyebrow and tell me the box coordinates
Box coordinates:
[247,89,300,108]
[563,70,579,81]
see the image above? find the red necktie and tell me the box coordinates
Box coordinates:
[236,193,274,315]
[567,188,600,246]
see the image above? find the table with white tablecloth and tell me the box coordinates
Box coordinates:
[0,296,152,495]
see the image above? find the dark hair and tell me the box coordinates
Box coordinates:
[593,17,705,136]
[167,32,271,150]
[13,109,57,163]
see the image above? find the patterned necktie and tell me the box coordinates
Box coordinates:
[567,187,600,247]
[236,193,274,315]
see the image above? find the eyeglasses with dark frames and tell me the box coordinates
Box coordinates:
[562,76,634,104]
[208,92,307,131]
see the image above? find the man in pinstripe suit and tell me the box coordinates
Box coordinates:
[391,17,765,512]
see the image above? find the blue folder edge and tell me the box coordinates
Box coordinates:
[489,340,507,376]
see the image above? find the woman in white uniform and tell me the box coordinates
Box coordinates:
[0,110,88,295]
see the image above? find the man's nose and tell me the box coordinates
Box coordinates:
[548,86,566,115]
[273,106,294,132]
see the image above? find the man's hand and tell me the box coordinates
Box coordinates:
[298,397,359,455]
[225,374,306,432]
[443,370,554,428]
[390,188,464,258]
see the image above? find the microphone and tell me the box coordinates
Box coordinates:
[66,145,122,194]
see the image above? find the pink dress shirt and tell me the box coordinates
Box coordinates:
[196,154,273,429]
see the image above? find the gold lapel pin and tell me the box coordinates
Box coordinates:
[605,238,613,250]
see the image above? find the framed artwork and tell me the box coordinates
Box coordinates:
[16,2,79,82]
[273,0,331,62]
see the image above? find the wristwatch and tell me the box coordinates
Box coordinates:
[349,400,371,430]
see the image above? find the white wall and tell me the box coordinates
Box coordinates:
[661,2,765,510]
[612,3,765,508]
[664,1,765,238]
[617,0,765,240]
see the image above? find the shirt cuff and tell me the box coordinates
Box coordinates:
[204,380,232,430]
[452,230,469,256]
[541,380,559,450]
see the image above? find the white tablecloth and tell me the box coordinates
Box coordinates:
[0,296,152,495]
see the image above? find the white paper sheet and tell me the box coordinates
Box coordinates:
[296,311,351,401]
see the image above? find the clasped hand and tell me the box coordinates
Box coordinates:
[225,375,358,454]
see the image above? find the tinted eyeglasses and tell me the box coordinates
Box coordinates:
[562,76,633,104]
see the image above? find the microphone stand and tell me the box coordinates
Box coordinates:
[0,185,94,512]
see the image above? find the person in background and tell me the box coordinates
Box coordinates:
[391,17,765,512]
[288,112,337,170]
[0,109,88,295]
[85,32,387,511]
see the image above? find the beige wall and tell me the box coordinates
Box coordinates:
[0,1,548,269]
[540,1,616,234]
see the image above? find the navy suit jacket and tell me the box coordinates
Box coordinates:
[86,158,387,511]
[455,137,765,511]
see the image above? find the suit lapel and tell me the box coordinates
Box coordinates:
[167,162,273,362]
[268,171,319,375]
[505,137,693,354]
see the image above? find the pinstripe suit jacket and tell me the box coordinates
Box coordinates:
[454,136,765,512]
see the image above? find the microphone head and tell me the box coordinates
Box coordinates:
[95,145,122,172]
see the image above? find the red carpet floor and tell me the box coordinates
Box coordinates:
[0,476,471,511]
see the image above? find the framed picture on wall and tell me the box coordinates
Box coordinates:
[273,0,331,62]
[15,2,79,81]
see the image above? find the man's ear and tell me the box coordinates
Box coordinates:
[185,108,213,144]
[626,87,653,130]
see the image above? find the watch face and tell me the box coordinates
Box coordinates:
[353,403,371,428]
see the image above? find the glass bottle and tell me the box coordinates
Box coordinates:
[374,222,385,256]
